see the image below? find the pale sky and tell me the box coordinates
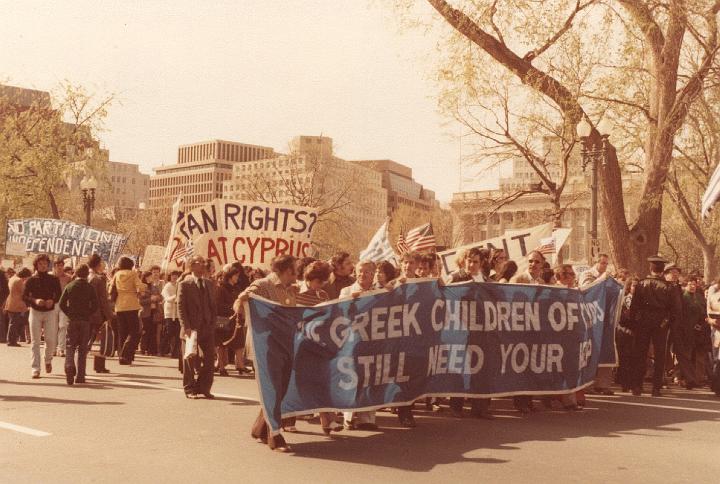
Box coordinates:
[0,0,496,203]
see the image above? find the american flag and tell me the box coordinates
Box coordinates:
[537,236,556,255]
[173,239,194,262]
[404,223,436,252]
[396,230,410,255]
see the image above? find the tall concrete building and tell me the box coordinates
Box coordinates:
[107,161,150,210]
[353,159,438,216]
[451,141,641,265]
[223,135,388,252]
[149,140,275,211]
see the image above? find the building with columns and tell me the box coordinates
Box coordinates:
[149,139,275,211]
[451,144,641,265]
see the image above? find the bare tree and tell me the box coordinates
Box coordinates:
[392,0,720,274]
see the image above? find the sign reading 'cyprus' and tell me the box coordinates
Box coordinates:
[167,199,318,269]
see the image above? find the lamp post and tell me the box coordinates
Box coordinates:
[576,118,612,263]
[80,175,98,226]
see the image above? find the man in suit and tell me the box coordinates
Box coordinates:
[178,255,217,399]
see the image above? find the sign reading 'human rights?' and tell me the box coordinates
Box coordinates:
[248,278,622,433]
[5,218,127,263]
[166,199,318,270]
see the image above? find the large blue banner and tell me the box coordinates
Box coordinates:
[248,278,622,433]
[5,218,128,264]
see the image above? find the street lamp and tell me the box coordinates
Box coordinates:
[80,175,98,226]
[577,117,612,262]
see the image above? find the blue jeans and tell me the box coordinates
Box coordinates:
[65,320,91,379]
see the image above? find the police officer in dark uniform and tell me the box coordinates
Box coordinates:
[664,264,696,388]
[628,255,674,396]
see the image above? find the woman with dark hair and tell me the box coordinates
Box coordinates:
[496,260,519,283]
[111,256,147,365]
[139,271,162,356]
[295,260,343,435]
[215,267,242,376]
[224,262,252,374]
[374,261,397,289]
[161,271,182,358]
[616,276,639,392]
[489,249,507,280]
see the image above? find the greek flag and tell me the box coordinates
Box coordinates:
[359,221,397,262]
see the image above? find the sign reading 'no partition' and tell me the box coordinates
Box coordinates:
[5,218,127,263]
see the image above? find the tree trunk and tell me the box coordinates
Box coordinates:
[48,190,60,219]
[703,243,718,282]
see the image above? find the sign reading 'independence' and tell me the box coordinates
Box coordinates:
[248,278,622,434]
[5,218,128,263]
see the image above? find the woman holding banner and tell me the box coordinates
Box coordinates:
[296,260,344,436]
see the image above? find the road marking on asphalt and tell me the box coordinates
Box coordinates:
[586,398,720,414]
[86,377,259,402]
[590,393,720,405]
[0,421,51,437]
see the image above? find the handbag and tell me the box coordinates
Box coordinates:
[183,330,198,360]
[110,279,118,303]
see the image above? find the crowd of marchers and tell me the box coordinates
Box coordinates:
[0,247,718,454]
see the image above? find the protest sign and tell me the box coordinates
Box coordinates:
[5,219,127,264]
[248,277,622,433]
[438,223,554,276]
[165,199,318,270]
[140,245,165,271]
[161,195,187,272]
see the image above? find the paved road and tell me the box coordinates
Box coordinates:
[1,344,719,483]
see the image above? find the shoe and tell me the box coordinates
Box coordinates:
[685,382,697,390]
[399,416,416,428]
[651,389,662,397]
[201,392,215,399]
[31,370,40,379]
[270,435,292,453]
[218,369,229,377]
[597,388,615,395]
[95,368,110,374]
[65,366,76,385]
[118,359,131,365]
[355,422,378,431]
[621,386,630,393]
[7,342,20,347]
[284,426,298,433]
[45,363,52,374]
[75,377,86,384]
[185,392,199,399]
[322,423,344,436]
[631,388,642,396]
[343,420,355,430]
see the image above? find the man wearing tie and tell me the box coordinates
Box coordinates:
[178,255,217,399]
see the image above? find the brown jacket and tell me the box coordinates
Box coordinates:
[5,275,28,313]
